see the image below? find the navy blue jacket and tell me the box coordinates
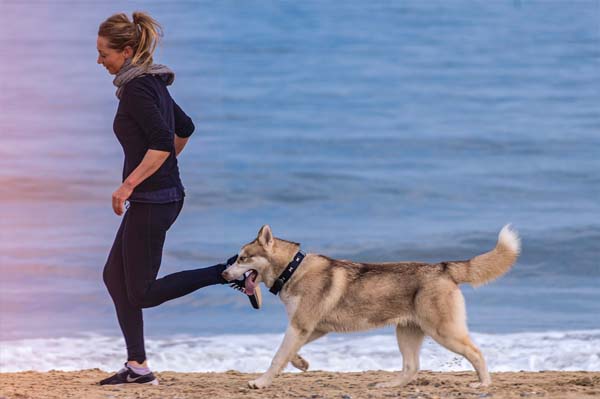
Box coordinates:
[113,74,195,202]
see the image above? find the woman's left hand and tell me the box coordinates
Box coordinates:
[112,183,133,216]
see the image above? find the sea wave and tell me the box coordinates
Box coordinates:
[1,330,598,373]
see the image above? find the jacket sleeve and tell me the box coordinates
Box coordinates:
[173,99,195,138]
[122,82,174,152]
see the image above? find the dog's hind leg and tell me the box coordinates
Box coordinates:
[430,330,490,388]
[418,286,491,387]
[291,330,327,371]
[375,324,424,388]
[248,325,313,389]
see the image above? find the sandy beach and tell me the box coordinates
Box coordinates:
[1,370,598,399]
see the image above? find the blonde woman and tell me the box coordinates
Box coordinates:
[96,11,261,385]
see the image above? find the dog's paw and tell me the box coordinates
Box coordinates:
[291,354,309,372]
[248,377,271,389]
[469,381,491,389]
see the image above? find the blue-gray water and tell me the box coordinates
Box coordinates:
[1,0,599,351]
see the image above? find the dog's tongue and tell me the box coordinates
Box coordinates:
[245,271,256,295]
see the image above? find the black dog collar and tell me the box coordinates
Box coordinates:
[269,251,305,295]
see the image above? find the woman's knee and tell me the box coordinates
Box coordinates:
[102,260,116,291]
[103,227,126,292]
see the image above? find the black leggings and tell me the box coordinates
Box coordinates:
[102,199,227,363]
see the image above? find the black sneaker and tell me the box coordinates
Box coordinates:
[99,363,158,386]
[226,255,262,310]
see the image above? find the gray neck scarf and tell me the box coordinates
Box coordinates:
[113,58,175,99]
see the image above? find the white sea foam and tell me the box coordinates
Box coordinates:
[1,330,599,373]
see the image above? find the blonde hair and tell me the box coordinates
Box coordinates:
[98,11,163,69]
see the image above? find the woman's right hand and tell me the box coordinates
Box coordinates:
[112,183,133,216]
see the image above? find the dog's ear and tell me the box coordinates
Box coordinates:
[258,225,274,248]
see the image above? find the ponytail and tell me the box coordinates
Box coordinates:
[131,11,163,68]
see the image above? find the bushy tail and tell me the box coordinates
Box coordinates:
[446,225,521,286]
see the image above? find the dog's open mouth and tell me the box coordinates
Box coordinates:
[245,269,258,295]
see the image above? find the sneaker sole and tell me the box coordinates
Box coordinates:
[251,286,262,309]
[103,378,159,386]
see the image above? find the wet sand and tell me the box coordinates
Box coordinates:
[1,370,599,399]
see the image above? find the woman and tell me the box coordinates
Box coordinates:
[96,11,261,386]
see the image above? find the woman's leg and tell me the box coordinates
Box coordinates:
[104,199,228,363]
[122,200,228,311]
[102,211,147,363]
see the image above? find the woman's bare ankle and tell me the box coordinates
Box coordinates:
[127,360,148,368]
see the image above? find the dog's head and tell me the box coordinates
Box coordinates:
[222,225,298,293]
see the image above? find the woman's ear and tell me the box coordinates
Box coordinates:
[122,45,133,59]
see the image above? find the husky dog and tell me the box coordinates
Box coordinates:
[222,225,520,389]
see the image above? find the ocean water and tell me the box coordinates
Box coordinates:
[1,1,599,373]
[2,330,599,373]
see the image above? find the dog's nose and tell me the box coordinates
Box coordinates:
[221,271,231,281]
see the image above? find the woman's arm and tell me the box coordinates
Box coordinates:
[174,135,189,156]
[112,149,170,216]
[173,99,194,157]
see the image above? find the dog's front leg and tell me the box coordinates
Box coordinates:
[248,325,309,389]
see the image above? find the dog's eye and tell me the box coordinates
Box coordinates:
[239,256,250,262]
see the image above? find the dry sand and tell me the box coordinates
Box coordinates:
[1,370,599,399]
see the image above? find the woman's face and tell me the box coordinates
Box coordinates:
[97,36,132,75]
